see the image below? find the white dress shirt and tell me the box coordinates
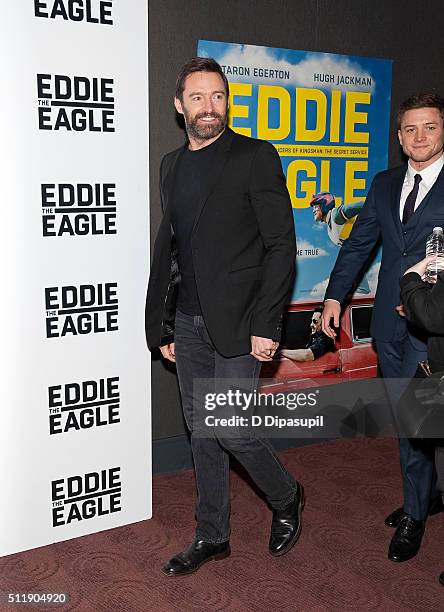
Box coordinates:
[399,154,444,220]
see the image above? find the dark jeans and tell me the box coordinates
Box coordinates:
[376,335,437,520]
[174,310,297,543]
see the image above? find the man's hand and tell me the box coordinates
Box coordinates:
[395,304,406,317]
[251,336,279,361]
[404,255,436,279]
[321,299,341,339]
[160,342,176,363]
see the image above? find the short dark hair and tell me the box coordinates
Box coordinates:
[398,93,444,127]
[175,57,229,101]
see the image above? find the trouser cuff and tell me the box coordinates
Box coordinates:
[270,482,299,511]
[195,533,230,544]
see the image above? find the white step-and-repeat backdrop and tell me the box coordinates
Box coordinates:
[0,1,151,556]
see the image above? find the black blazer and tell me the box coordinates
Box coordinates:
[145,128,296,357]
[325,164,444,348]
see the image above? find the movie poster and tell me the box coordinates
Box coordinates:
[197,40,392,302]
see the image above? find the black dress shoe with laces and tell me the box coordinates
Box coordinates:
[388,515,425,562]
[269,482,304,556]
[162,539,230,577]
[385,496,444,528]
[385,507,407,528]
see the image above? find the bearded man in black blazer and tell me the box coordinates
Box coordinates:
[146,58,302,576]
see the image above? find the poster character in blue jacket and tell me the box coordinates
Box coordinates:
[310,192,370,294]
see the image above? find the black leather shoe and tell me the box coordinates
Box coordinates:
[162,539,230,577]
[439,571,444,586]
[269,482,304,556]
[385,496,444,528]
[385,507,407,528]
[388,515,425,562]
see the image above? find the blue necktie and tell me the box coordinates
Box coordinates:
[402,173,422,225]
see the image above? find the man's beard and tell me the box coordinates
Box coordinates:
[185,110,226,141]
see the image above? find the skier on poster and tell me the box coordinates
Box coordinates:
[310,192,371,294]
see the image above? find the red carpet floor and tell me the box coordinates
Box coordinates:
[1,438,444,611]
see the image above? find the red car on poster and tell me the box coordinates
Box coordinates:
[260,296,378,393]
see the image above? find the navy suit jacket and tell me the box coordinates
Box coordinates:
[324,163,444,347]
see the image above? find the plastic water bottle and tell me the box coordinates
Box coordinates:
[425,227,444,283]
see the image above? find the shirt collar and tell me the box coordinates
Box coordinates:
[406,153,444,187]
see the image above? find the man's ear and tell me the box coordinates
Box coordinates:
[174,97,183,115]
[397,129,402,146]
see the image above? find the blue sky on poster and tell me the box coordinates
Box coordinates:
[198,40,392,301]
[200,41,377,91]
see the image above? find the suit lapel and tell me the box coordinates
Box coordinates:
[192,128,235,232]
[407,165,444,233]
[390,165,406,246]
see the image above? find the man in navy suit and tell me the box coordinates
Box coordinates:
[322,93,444,562]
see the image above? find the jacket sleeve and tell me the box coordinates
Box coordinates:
[248,141,296,341]
[145,153,179,349]
[158,154,179,347]
[324,176,381,303]
[400,271,444,334]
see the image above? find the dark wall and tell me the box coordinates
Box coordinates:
[148,0,444,440]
